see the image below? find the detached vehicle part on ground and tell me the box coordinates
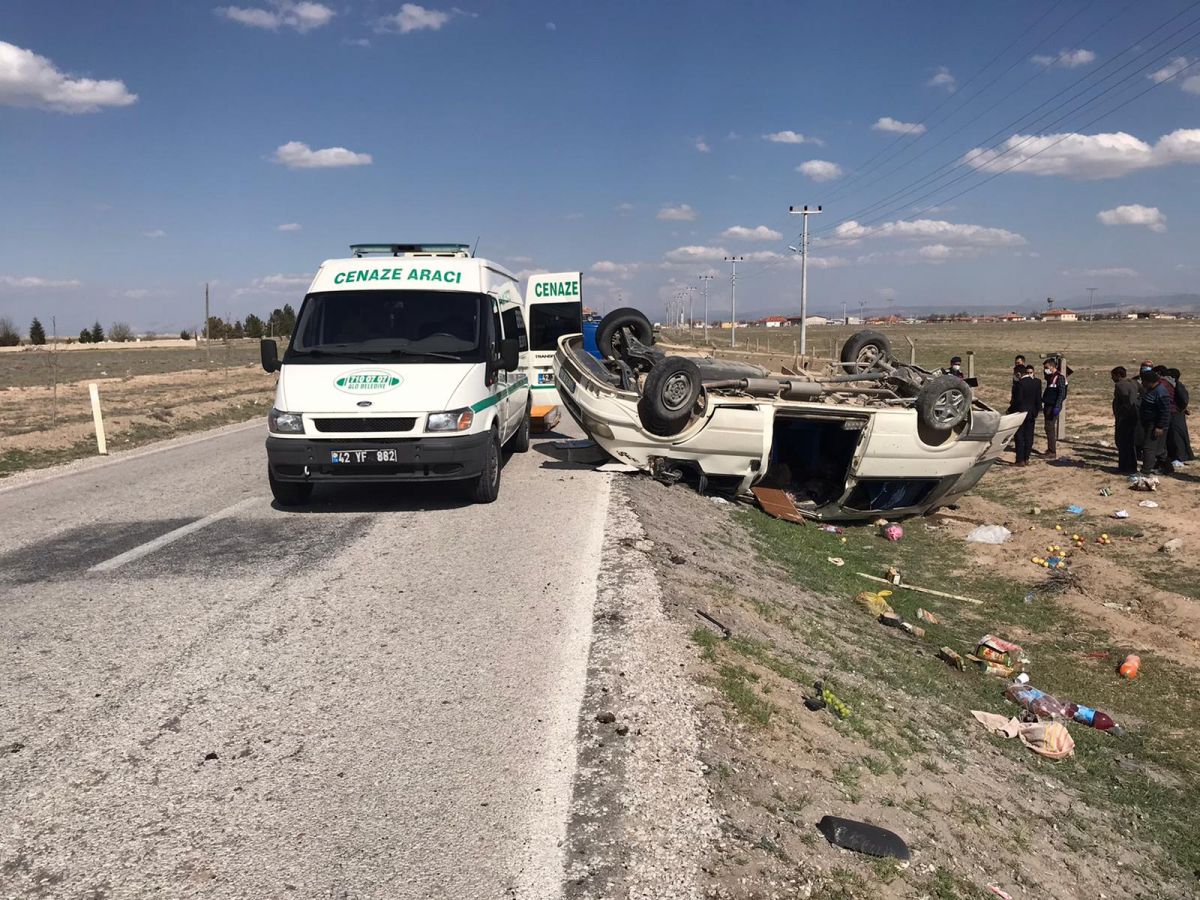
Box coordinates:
[553,309,1024,522]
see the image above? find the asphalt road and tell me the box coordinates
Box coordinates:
[0,419,611,899]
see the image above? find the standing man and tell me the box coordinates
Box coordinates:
[1041,358,1067,458]
[1167,368,1194,462]
[1138,365,1171,475]
[1010,355,1026,412]
[1111,366,1139,474]
[948,356,965,378]
[1008,364,1041,466]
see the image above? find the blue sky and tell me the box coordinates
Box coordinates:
[2,0,1199,332]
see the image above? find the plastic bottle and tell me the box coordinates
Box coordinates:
[1119,654,1141,679]
[1004,684,1070,719]
[1070,704,1122,735]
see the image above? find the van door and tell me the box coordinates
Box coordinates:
[490,298,515,440]
[501,304,529,421]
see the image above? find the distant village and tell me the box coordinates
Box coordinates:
[605,307,1193,328]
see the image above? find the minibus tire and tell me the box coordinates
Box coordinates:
[637,356,702,436]
[840,330,893,372]
[269,472,313,507]
[469,427,502,503]
[916,374,971,431]
[596,307,654,360]
[509,398,531,453]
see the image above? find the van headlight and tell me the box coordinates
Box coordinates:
[426,408,474,432]
[268,408,305,434]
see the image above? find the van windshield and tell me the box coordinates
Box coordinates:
[289,290,486,362]
[528,301,582,352]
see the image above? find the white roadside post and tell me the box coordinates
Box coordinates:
[89,382,108,455]
[788,205,822,360]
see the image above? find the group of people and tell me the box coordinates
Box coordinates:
[1111,363,1194,475]
[1006,354,1068,467]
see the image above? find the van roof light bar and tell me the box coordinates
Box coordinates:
[350,243,472,258]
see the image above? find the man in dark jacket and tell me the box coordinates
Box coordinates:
[1111,366,1139,473]
[1167,367,1194,462]
[1008,365,1041,466]
[1139,367,1172,474]
[1041,359,1067,458]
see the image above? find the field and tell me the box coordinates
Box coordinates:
[0,341,273,476]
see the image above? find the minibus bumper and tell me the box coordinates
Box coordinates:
[266,433,489,482]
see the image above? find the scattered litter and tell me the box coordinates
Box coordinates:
[709,496,730,505]
[855,589,894,617]
[971,710,1075,759]
[916,607,940,624]
[555,438,610,465]
[1071,703,1122,734]
[1029,506,1041,515]
[816,815,910,860]
[878,612,925,638]
[1086,650,1110,659]
[885,565,902,585]
[827,556,845,567]
[1023,591,1035,604]
[938,646,966,671]
[1065,504,1085,515]
[1099,486,1112,497]
[819,524,845,535]
[857,572,983,606]
[813,681,851,719]
[1129,474,1159,491]
[1119,654,1141,679]
[1097,439,1112,448]
[597,462,638,473]
[1103,602,1133,612]
[1172,459,1186,471]
[987,885,1014,900]
[881,522,904,542]
[965,524,1011,544]
[1113,509,1129,518]
[1006,684,1122,733]
[1138,499,1159,508]
[1160,538,1183,554]
[695,609,731,639]
[752,486,806,524]
[976,635,1026,670]
[1014,671,1030,685]
[967,656,1015,678]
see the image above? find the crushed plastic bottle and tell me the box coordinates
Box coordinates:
[1004,684,1071,719]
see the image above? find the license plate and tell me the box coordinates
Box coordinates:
[330,449,398,464]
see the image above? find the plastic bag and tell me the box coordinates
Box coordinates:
[966,524,1012,544]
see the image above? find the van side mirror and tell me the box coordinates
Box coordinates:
[260,338,281,373]
[499,338,520,372]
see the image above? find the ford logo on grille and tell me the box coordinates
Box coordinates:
[356,400,373,407]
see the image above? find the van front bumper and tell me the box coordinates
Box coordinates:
[266,433,489,482]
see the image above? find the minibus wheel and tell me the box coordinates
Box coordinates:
[469,426,502,503]
[916,374,971,431]
[510,398,531,453]
[637,356,703,437]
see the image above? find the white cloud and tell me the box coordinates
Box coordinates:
[0,40,137,113]
[507,255,533,264]
[142,229,167,239]
[694,137,710,153]
[762,130,823,145]
[1097,204,1166,233]
[343,37,371,48]
[657,203,697,221]
[377,4,454,33]
[271,141,372,169]
[615,202,635,216]
[277,222,303,231]
[664,245,728,263]
[1032,48,1096,69]
[926,66,956,92]
[797,159,843,182]
[234,272,312,297]
[831,218,1026,248]
[0,275,82,289]
[963,128,1200,179]
[217,2,335,33]
[1185,76,1200,95]
[720,225,783,241]
[873,116,926,136]
[591,260,639,278]
[662,246,849,269]
[1061,267,1138,278]
[545,22,556,31]
[1149,56,1192,84]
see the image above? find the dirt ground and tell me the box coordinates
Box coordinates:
[0,344,274,475]
[621,446,1200,898]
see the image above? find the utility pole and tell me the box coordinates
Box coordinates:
[699,274,714,342]
[842,300,847,326]
[204,282,211,365]
[1087,287,1097,320]
[788,204,822,356]
[724,256,744,346]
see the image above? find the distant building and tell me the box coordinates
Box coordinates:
[759,315,788,328]
[1042,308,1078,322]
[999,312,1027,322]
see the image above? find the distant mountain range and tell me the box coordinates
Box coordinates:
[782,293,1200,320]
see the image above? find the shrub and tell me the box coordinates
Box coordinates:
[29,317,47,345]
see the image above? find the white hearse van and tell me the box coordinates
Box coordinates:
[522,272,583,407]
[260,243,531,506]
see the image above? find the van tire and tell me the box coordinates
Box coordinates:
[637,356,703,437]
[916,374,971,431]
[509,399,531,453]
[468,427,502,503]
[269,472,313,507]
[596,307,654,360]
[840,330,893,372]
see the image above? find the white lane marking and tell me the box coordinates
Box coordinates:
[88,496,263,572]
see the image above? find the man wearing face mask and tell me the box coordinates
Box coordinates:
[1041,358,1066,458]
[948,356,965,378]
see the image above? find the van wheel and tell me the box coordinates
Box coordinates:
[509,400,531,453]
[269,472,313,507]
[840,330,893,372]
[917,374,971,431]
[637,356,703,437]
[596,307,654,360]
[468,427,502,503]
